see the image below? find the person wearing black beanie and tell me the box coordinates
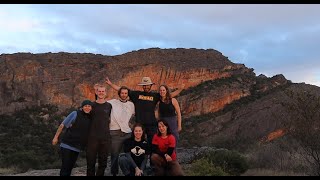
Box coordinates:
[52,100,93,176]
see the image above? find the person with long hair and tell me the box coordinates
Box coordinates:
[158,85,182,144]
[151,120,184,176]
[119,123,149,176]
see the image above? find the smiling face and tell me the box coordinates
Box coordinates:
[97,86,106,99]
[82,105,92,114]
[158,121,168,135]
[142,85,152,92]
[119,88,129,101]
[159,86,167,98]
[134,126,143,140]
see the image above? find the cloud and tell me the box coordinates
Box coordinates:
[0,4,319,86]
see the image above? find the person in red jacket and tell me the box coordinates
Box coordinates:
[151,119,184,176]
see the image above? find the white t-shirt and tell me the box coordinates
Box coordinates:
[107,99,135,133]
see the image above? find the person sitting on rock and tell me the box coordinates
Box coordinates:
[119,123,149,176]
[151,119,184,176]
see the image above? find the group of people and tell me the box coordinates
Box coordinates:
[52,76,184,176]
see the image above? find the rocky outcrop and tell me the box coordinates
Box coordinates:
[0,48,251,115]
[179,86,251,118]
[260,129,286,143]
[180,83,320,149]
[255,74,289,93]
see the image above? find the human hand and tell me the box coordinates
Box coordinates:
[165,154,172,162]
[135,167,143,176]
[178,126,182,133]
[105,77,112,85]
[52,137,58,145]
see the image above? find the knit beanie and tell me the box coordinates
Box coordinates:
[81,100,93,107]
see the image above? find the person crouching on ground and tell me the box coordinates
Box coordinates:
[119,123,149,176]
[151,119,184,176]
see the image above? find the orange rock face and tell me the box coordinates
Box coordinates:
[0,48,287,116]
[261,129,286,143]
[179,89,251,117]
[104,65,234,99]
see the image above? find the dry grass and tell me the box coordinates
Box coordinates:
[0,167,20,175]
[242,168,306,176]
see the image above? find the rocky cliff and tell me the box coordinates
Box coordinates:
[0,48,252,115]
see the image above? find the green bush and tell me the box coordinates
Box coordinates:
[188,158,229,176]
[195,149,249,176]
[0,104,63,173]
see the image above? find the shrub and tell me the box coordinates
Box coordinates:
[0,104,63,173]
[194,149,249,176]
[188,158,229,176]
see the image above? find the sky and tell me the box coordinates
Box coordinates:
[0,4,319,86]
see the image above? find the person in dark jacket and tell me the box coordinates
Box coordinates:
[52,100,93,176]
[119,123,149,176]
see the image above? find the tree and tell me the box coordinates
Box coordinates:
[281,89,320,175]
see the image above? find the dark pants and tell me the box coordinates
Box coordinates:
[86,138,110,176]
[145,125,157,150]
[145,125,157,168]
[110,130,131,176]
[151,154,184,176]
[60,147,79,176]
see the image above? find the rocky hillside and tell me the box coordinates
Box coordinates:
[1,48,319,175]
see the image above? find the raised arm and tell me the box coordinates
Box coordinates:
[105,77,121,91]
[171,84,185,98]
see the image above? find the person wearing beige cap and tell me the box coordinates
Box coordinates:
[105,76,183,174]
